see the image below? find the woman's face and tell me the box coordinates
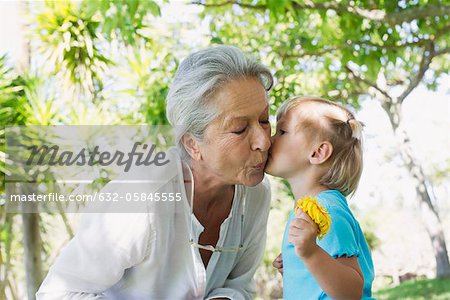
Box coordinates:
[198,77,271,187]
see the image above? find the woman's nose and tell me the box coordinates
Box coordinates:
[251,126,271,152]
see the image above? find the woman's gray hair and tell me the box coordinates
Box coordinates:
[166,45,273,159]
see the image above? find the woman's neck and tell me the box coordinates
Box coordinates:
[189,160,234,212]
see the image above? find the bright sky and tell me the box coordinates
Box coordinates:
[1,0,449,210]
[0,1,26,66]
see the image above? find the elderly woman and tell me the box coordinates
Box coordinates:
[36,45,273,299]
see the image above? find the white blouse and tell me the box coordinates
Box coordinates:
[36,148,271,300]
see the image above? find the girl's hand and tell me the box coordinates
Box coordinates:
[272,253,283,275]
[288,209,319,259]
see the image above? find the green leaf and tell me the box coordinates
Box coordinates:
[211,36,223,44]
[147,1,161,17]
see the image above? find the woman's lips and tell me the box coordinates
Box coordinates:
[254,162,266,170]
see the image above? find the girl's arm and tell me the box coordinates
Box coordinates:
[288,211,364,300]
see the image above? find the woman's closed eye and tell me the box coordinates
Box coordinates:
[232,119,269,135]
[233,126,247,135]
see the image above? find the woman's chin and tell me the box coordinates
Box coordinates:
[241,169,265,187]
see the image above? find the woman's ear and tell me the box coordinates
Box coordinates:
[181,134,202,161]
[309,141,333,165]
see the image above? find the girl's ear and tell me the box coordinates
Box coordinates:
[181,134,202,161]
[309,141,333,165]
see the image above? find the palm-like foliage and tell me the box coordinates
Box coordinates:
[34,1,111,96]
[82,0,161,45]
[0,56,28,127]
[0,53,61,299]
[0,56,24,298]
[117,44,176,125]
[1,1,169,297]
[0,56,27,185]
[33,0,163,98]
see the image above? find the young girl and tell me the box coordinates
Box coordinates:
[266,96,375,299]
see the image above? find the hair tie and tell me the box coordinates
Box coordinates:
[346,118,364,140]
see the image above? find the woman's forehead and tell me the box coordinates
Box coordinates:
[218,77,265,100]
[220,103,269,126]
[213,79,268,115]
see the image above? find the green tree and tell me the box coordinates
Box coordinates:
[33,0,161,98]
[194,0,450,277]
[1,1,165,299]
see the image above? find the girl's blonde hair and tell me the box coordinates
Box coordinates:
[277,96,364,196]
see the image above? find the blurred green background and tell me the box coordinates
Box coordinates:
[0,0,449,299]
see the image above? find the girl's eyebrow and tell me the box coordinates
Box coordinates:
[276,120,285,128]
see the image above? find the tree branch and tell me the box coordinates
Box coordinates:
[293,2,450,25]
[384,5,450,25]
[344,65,392,101]
[279,37,439,59]
[435,47,450,56]
[193,1,450,26]
[397,43,434,103]
[280,47,338,59]
[191,0,265,10]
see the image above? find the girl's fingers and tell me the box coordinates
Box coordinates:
[297,211,315,225]
[289,217,319,241]
[294,211,319,234]
[275,254,283,263]
[289,218,312,231]
[272,253,283,273]
[272,257,282,266]
[288,234,306,246]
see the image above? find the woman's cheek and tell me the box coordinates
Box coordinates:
[220,135,244,150]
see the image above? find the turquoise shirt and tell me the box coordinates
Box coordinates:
[282,190,375,299]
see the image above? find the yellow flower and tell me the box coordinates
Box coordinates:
[295,196,331,240]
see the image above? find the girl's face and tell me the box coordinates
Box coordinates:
[265,106,314,179]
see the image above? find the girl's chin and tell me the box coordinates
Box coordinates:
[264,160,285,178]
[264,161,276,176]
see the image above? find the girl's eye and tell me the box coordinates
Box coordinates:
[260,119,270,125]
[233,127,247,135]
[278,129,286,135]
